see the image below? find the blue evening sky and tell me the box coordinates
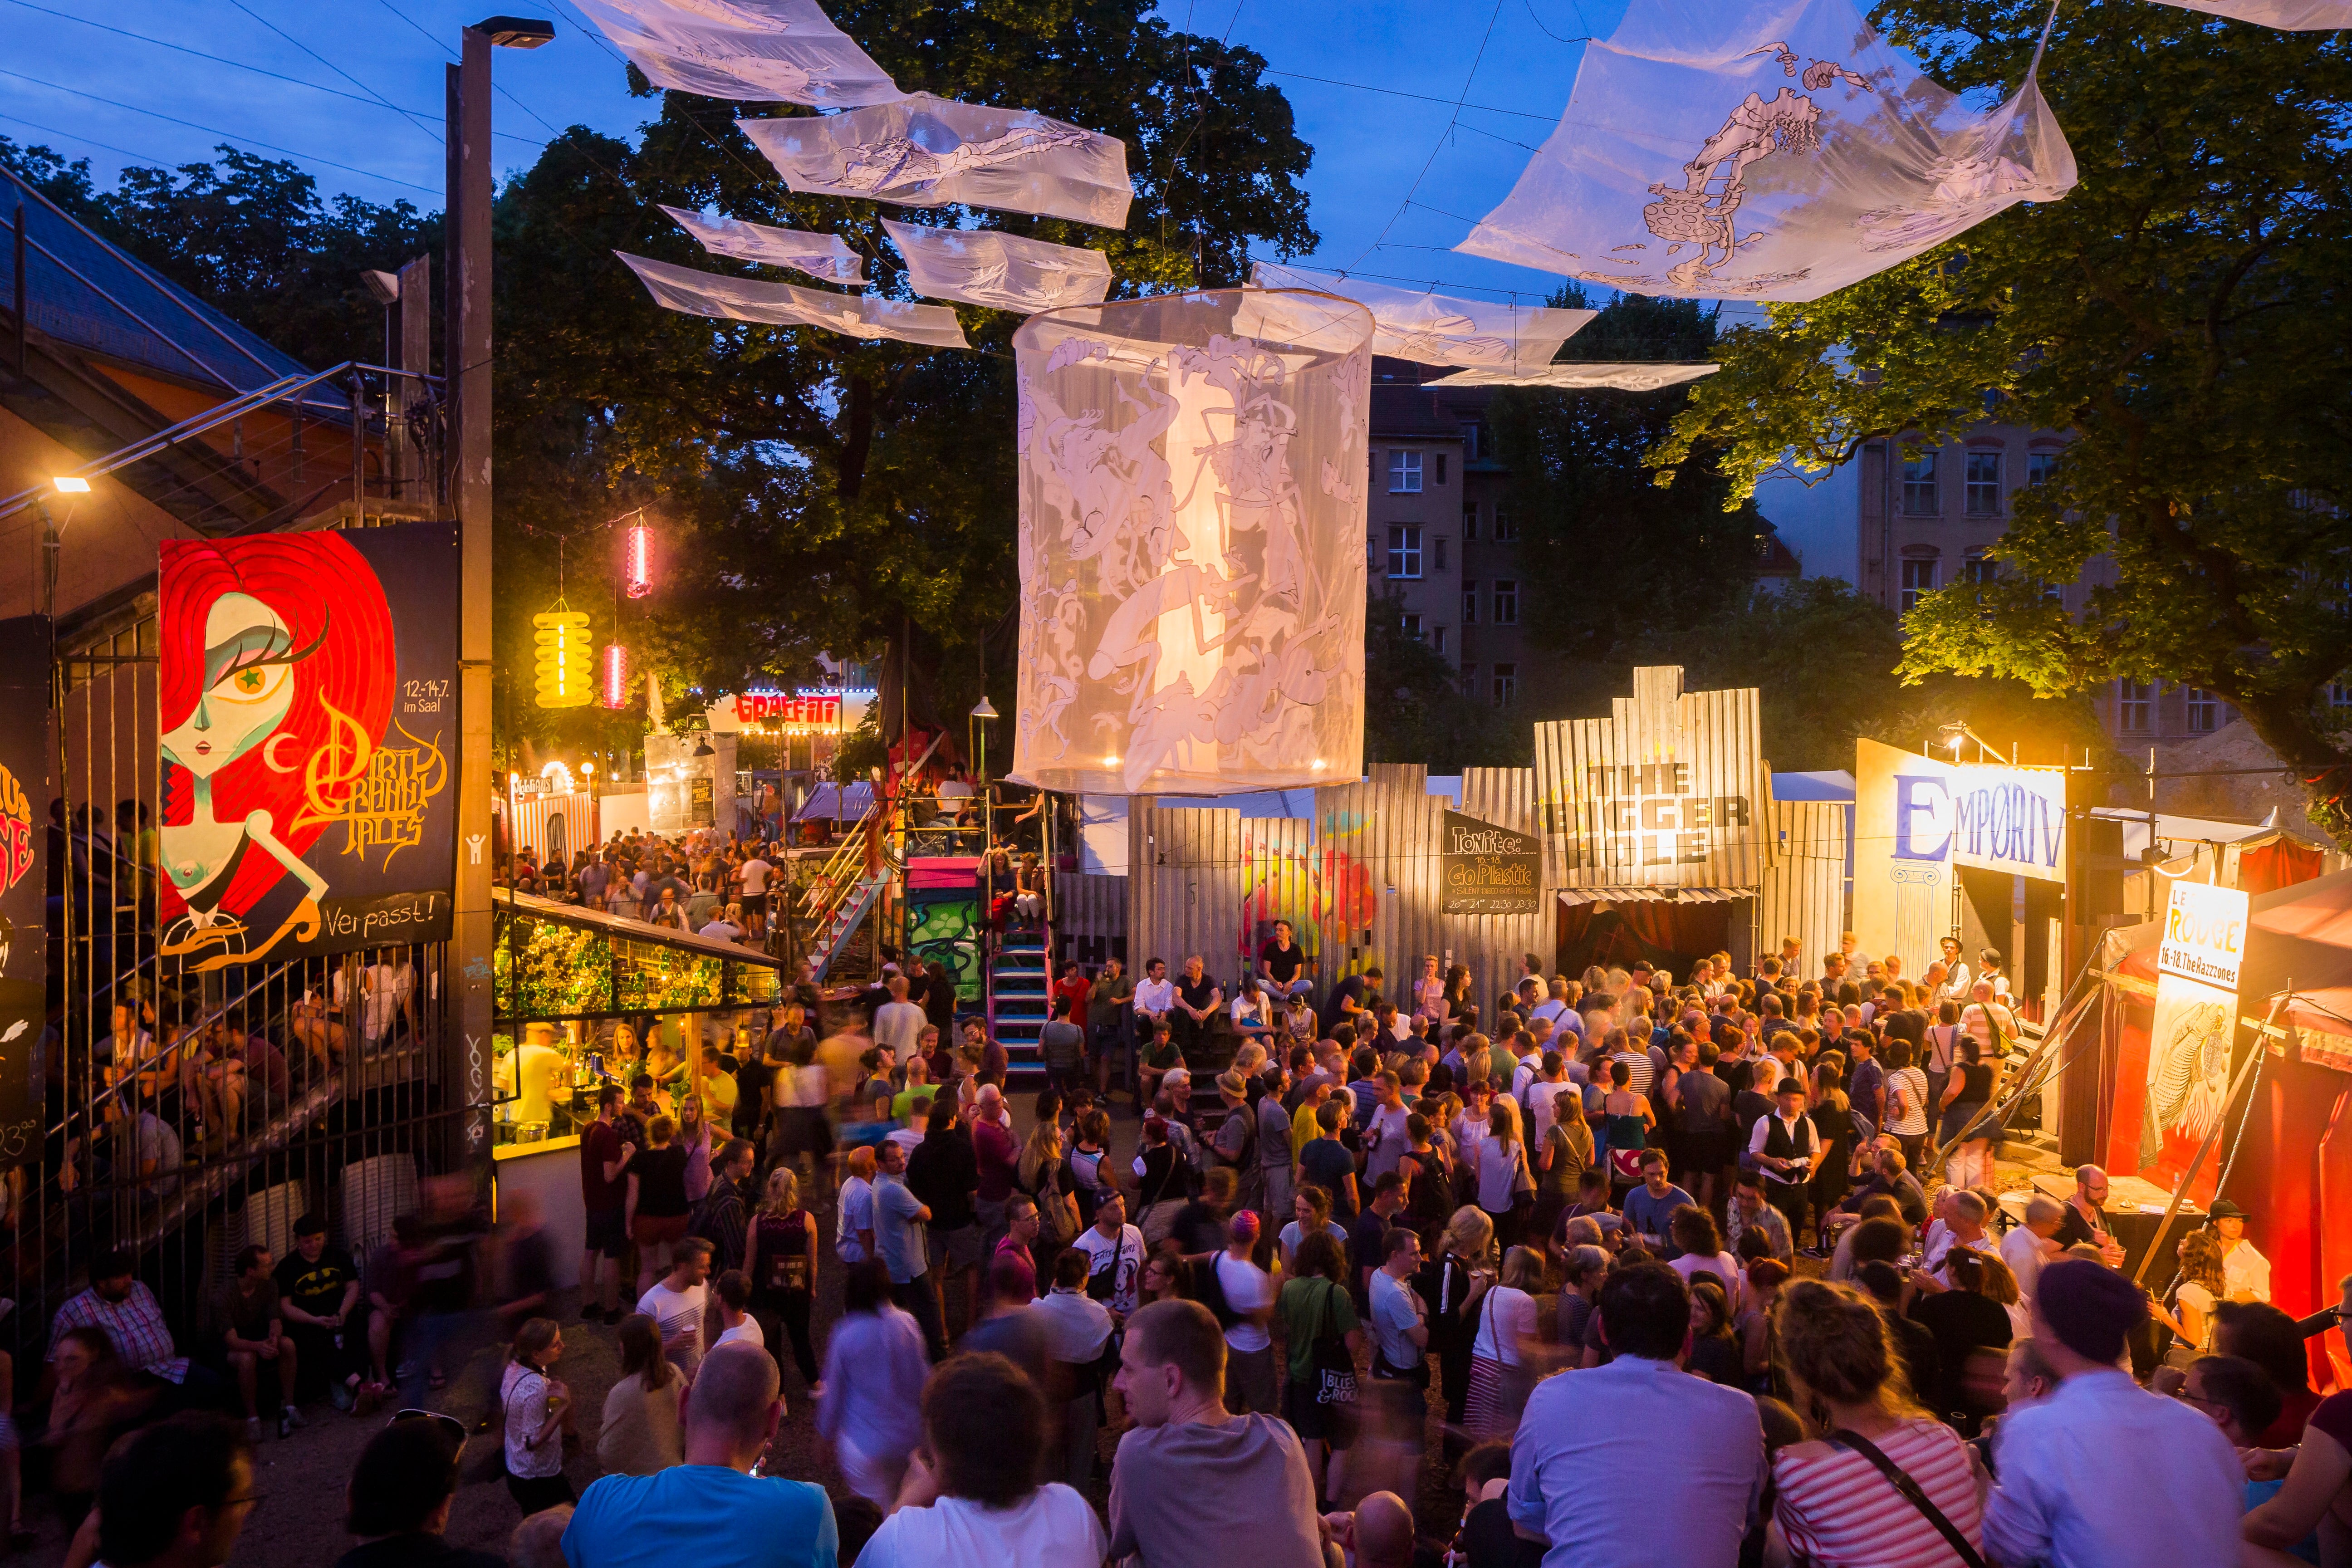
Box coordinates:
[0,0,1671,308]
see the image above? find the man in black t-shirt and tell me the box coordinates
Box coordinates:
[1321,965,1383,1037]
[275,1211,364,1406]
[1171,956,1222,1061]
[1258,920,1314,1003]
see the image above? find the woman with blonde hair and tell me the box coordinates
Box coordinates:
[1474,1100,1534,1249]
[1018,1118,1078,1281]
[500,1318,574,1515]
[1767,1279,1984,1567]
[1428,1205,1496,1432]
[1413,954,1446,1024]
[744,1165,823,1396]
[597,1314,683,1475]
[2153,1227,2230,1363]
[1465,1245,1545,1437]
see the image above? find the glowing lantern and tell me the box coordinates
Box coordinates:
[625,524,654,599]
[532,608,593,708]
[602,642,631,709]
[1009,288,1373,794]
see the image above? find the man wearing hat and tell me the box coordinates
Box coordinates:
[2206,1198,2272,1303]
[1983,1259,2243,1568]
[1211,1069,1262,1214]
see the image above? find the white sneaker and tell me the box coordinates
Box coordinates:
[279,1405,304,1437]
[244,1416,264,1442]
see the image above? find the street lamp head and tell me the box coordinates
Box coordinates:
[970,696,999,721]
[692,734,715,759]
[361,270,401,306]
[51,476,90,494]
[475,15,556,46]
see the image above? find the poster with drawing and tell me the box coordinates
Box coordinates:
[0,615,48,1167]
[2135,880,2249,1196]
[157,526,458,974]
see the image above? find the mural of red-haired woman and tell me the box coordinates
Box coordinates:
[157,536,395,970]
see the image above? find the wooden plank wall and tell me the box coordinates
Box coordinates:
[1533,664,1772,891]
[1053,871,1128,967]
[1456,766,1558,1016]
[1310,764,1444,995]
[1759,800,1849,984]
[1127,805,1252,978]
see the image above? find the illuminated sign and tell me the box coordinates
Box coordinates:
[706,688,876,735]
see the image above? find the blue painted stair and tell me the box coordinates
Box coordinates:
[989,932,1051,1086]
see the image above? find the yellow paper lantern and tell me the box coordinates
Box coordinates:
[532,609,593,708]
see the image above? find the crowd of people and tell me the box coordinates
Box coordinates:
[32,927,2352,1568]
[500,825,794,955]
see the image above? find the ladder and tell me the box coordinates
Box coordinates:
[807,868,891,982]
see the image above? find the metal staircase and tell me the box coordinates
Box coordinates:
[988,921,1052,1085]
[798,802,891,982]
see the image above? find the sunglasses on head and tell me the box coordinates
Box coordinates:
[392,1408,470,1455]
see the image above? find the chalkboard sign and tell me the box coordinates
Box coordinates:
[1442,808,1542,916]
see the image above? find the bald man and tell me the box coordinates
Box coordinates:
[1321,1491,1415,1568]
[2054,1165,2125,1266]
[2001,1193,2065,1306]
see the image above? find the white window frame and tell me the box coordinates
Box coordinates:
[1965,451,2003,515]
[1902,452,1939,516]
[1493,506,1517,542]
[1492,663,1518,707]
[1899,558,1936,613]
[1492,579,1519,625]
[1400,612,1423,641]
[2118,679,2156,735]
[2185,687,2219,734]
[1461,580,1479,624]
[1387,524,1423,579]
[1388,450,1423,494]
[1462,502,1479,540]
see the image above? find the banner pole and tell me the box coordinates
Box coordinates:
[2130,985,2287,1289]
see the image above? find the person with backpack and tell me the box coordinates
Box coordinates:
[1203,1211,1277,1416]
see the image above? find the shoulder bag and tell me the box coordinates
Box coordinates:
[1823,1428,1986,1568]
[1309,1278,1360,1443]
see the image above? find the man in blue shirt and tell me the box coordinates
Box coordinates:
[564,1341,836,1568]
[1509,1262,1761,1568]
[1619,1150,1695,1259]
[872,1138,945,1359]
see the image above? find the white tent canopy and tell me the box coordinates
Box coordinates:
[661,206,867,285]
[1246,260,1592,373]
[570,0,901,106]
[1455,0,2076,302]
[740,93,1133,228]
[1423,363,1721,391]
[616,251,970,349]
[882,218,1112,313]
[2151,0,2351,25]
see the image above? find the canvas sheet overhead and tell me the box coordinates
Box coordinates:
[740,93,1133,228]
[662,206,867,285]
[882,218,1112,313]
[1009,289,1375,796]
[1423,363,1721,391]
[158,527,459,974]
[2151,0,2352,25]
[617,251,970,348]
[1247,260,1592,374]
[568,0,901,106]
[1455,0,2077,301]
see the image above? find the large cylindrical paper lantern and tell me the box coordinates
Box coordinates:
[1010,289,1373,796]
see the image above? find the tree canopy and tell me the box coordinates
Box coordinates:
[1653,4,2352,825]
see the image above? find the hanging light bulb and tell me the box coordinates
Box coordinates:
[532,607,593,708]
[602,642,631,709]
[625,523,654,599]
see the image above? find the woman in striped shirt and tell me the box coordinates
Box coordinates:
[1769,1278,1988,1568]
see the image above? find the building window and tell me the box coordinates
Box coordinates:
[2331,680,2352,713]
[2186,687,2219,734]
[1492,579,1519,625]
[1400,612,1423,640]
[1965,451,2003,514]
[2118,680,2156,734]
[1902,452,1939,516]
[1493,663,1518,707]
[1464,422,1488,461]
[1493,507,1517,542]
[1899,558,1937,612]
[1462,503,1479,540]
[1432,535,1450,572]
[1387,524,1422,579]
[1461,580,1479,624]
[1431,625,1448,655]
[1462,663,1479,694]
[1388,451,1422,493]
[1963,554,1998,586]
[2027,451,2058,487]
[1435,453,1448,486]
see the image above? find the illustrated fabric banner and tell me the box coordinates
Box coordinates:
[0,616,47,1166]
[2129,880,2250,1202]
[1455,0,2077,301]
[1423,363,1721,391]
[158,526,458,973]
[2150,0,2351,26]
[662,206,867,285]
[1248,260,1592,373]
[882,218,1112,314]
[740,93,1133,228]
[1010,289,1374,795]
[618,251,970,349]
[568,0,901,106]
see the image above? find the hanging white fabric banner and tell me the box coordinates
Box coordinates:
[1247,260,1593,372]
[1423,363,1721,391]
[661,206,867,285]
[740,93,1132,228]
[882,218,1112,313]
[1455,0,2076,302]
[2148,0,2351,26]
[1010,289,1374,796]
[616,251,970,349]
[568,0,902,106]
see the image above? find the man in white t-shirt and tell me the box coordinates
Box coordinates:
[1529,977,1570,1033]
[638,1239,713,1376]
[712,1268,764,1349]
[1072,1192,1147,1319]
[738,854,774,911]
[1523,1053,1571,1146]
[1359,1074,1412,1185]
[1213,1211,1277,1416]
[2001,1194,2065,1308]
[873,975,926,1059]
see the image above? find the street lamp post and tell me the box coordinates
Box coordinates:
[971,695,998,852]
